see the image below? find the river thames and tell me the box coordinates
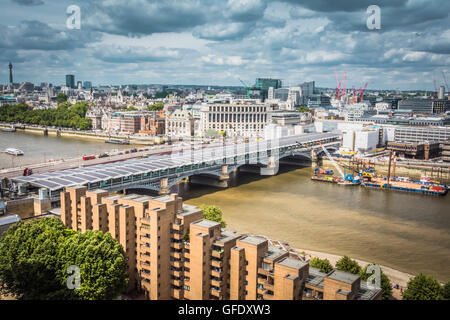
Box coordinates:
[1,131,449,282]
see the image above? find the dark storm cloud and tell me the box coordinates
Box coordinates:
[11,0,44,6]
[0,20,101,50]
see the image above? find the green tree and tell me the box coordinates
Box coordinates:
[402,274,443,300]
[360,265,393,300]
[442,281,450,300]
[298,106,310,113]
[309,257,333,273]
[126,106,137,111]
[335,256,361,274]
[56,230,128,300]
[147,102,164,111]
[0,218,67,299]
[200,205,226,228]
[0,217,128,300]
[56,93,68,103]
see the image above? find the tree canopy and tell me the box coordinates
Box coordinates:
[309,257,333,273]
[0,102,92,130]
[298,106,310,113]
[402,274,444,300]
[147,102,164,111]
[335,256,362,275]
[56,93,68,104]
[200,205,226,228]
[0,217,128,300]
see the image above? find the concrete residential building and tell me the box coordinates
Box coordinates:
[60,188,381,301]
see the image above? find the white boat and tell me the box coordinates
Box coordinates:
[5,148,24,156]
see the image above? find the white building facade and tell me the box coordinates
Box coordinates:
[199,103,270,138]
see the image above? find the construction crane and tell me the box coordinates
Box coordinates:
[238,78,250,99]
[334,67,341,100]
[318,142,345,179]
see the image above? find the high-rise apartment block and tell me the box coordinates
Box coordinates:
[60,186,381,300]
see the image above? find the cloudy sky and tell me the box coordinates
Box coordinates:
[1,0,449,90]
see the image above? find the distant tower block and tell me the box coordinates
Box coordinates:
[9,62,13,84]
[438,86,445,100]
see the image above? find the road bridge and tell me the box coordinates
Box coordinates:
[11,132,340,199]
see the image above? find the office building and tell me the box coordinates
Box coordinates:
[60,188,382,300]
[394,126,450,143]
[442,139,450,163]
[432,99,450,114]
[386,141,440,160]
[274,88,289,101]
[83,81,92,89]
[199,103,269,138]
[438,86,445,100]
[66,74,75,89]
[398,98,433,114]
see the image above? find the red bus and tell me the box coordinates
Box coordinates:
[82,155,96,161]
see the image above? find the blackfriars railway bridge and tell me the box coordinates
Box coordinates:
[11,132,340,200]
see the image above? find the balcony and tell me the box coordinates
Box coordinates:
[172,251,182,259]
[172,232,184,240]
[212,250,224,259]
[211,269,221,277]
[211,260,223,268]
[172,287,182,300]
[140,271,151,280]
[172,223,183,231]
[211,279,221,287]
[257,277,266,285]
[170,260,182,268]
[263,290,274,300]
[210,287,222,298]
[171,278,182,287]
[184,251,190,259]
[185,261,190,269]
[258,267,273,276]
[171,242,183,250]
[170,269,183,277]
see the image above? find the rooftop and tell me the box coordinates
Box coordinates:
[238,235,267,246]
[264,245,287,261]
[276,257,308,270]
[178,203,202,216]
[192,219,220,229]
[305,267,326,289]
[215,229,241,244]
[326,269,360,284]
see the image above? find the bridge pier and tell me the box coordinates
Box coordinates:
[260,156,278,176]
[159,177,170,195]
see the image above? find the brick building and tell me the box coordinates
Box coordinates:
[60,187,382,300]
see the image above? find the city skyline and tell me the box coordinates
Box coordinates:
[0,0,449,90]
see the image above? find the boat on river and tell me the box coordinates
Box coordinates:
[5,148,24,156]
